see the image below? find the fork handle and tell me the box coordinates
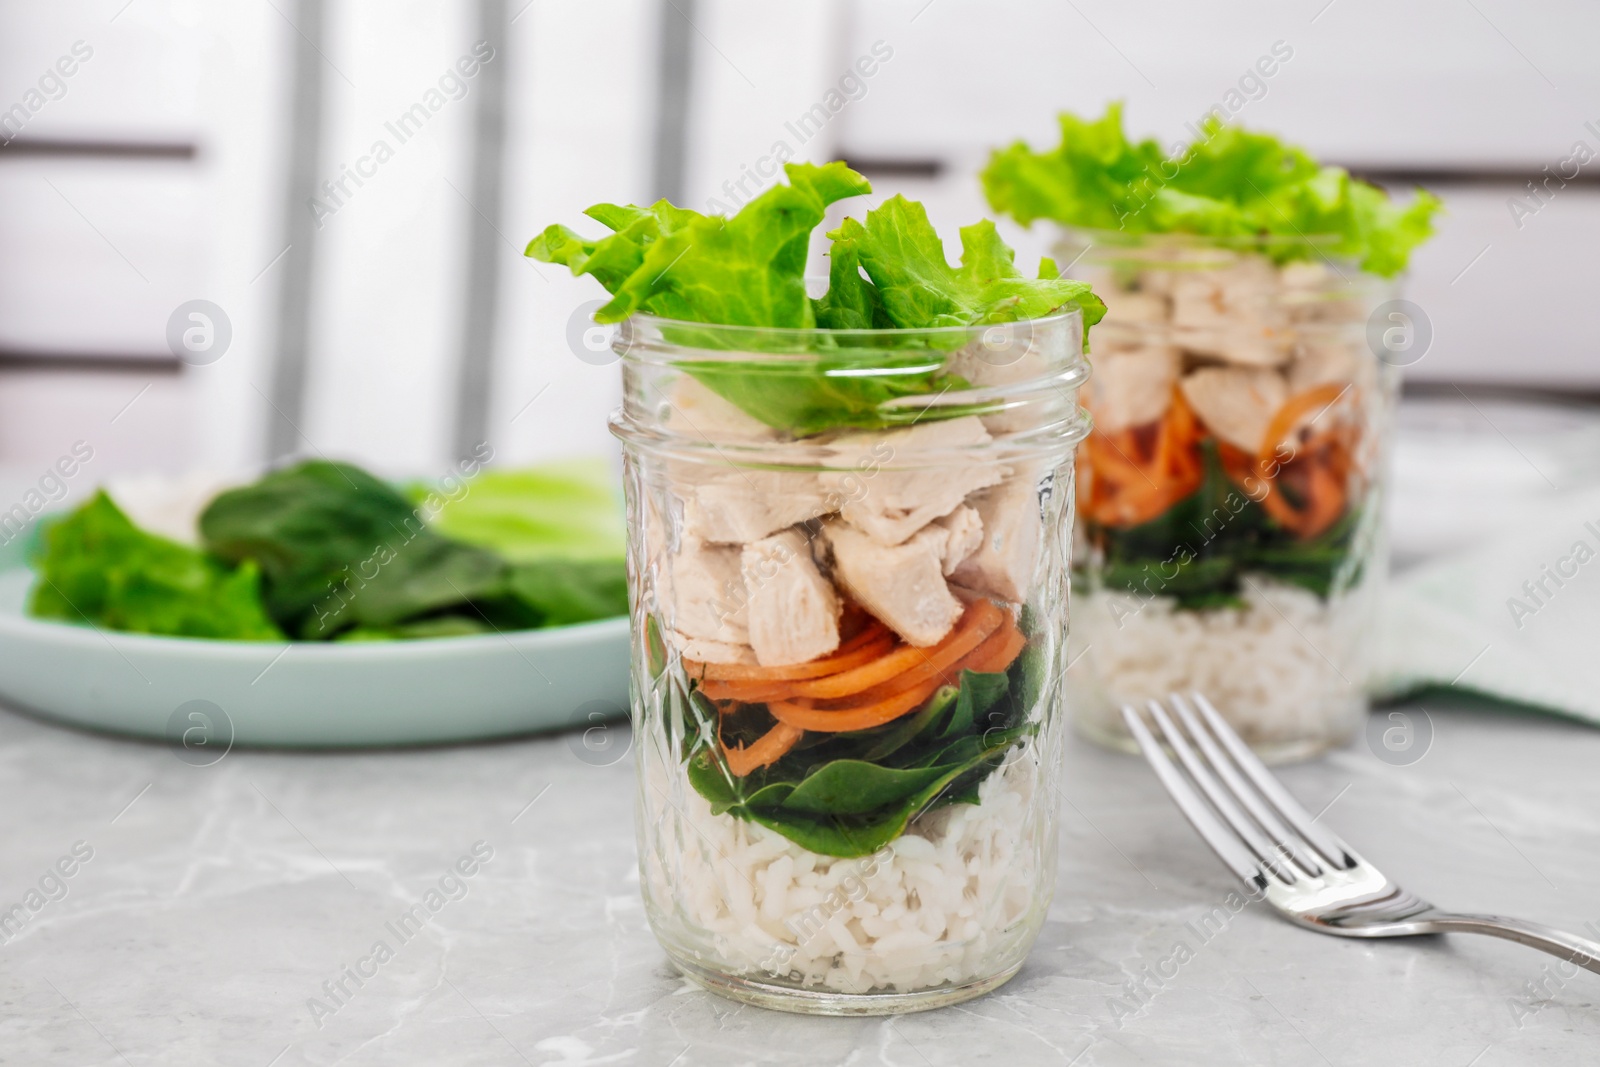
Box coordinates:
[1421,913,1600,975]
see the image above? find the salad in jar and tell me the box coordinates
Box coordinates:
[530,162,1103,1011]
[984,106,1441,759]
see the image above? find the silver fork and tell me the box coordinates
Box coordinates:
[1123,692,1600,974]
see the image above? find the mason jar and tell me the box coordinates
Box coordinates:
[610,310,1091,1013]
[1055,228,1400,763]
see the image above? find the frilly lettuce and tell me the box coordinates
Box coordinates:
[982,103,1441,277]
[528,161,1099,332]
[528,162,1103,434]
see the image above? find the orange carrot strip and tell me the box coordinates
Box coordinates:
[1082,388,1204,529]
[839,601,1008,705]
[690,622,889,683]
[696,633,897,702]
[786,600,998,701]
[722,721,804,777]
[966,618,1026,674]
[769,620,1031,734]
[1294,457,1347,540]
[1259,382,1349,455]
[768,679,945,734]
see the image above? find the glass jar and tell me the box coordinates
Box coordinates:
[1055,229,1399,763]
[611,310,1091,1014]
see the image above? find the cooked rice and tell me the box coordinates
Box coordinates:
[641,752,1044,994]
[1069,575,1369,748]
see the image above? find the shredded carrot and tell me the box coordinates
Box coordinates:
[966,616,1027,674]
[767,679,946,733]
[721,721,804,777]
[1258,382,1349,455]
[688,621,889,683]
[844,601,1007,704]
[1080,387,1205,528]
[781,599,997,701]
[1222,428,1350,541]
[696,632,896,703]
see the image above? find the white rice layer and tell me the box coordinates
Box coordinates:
[1070,576,1370,747]
[643,753,1043,994]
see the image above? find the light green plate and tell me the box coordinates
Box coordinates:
[0,568,631,748]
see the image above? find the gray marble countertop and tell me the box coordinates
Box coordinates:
[2,694,1597,1066]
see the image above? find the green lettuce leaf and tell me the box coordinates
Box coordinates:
[28,491,283,641]
[530,162,1103,435]
[413,460,624,563]
[535,161,871,328]
[829,199,1107,332]
[982,103,1441,277]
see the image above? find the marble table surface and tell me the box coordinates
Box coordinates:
[1,692,1597,1066]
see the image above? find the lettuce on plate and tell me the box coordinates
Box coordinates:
[528,162,1103,435]
[982,103,1442,277]
[29,491,284,641]
[27,463,631,643]
[414,460,624,563]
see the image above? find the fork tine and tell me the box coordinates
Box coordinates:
[1167,693,1325,878]
[1142,698,1304,883]
[1121,704,1270,893]
[1190,692,1354,870]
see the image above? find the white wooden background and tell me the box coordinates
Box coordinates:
[0,0,1594,482]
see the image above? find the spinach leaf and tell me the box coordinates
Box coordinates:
[199,460,509,639]
[852,686,957,762]
[734,731,1021,859]
[29,492,283,641]
[937,668,1011,739]
[685,663,1033,858]
[778,761,955,816]
[507,559,628,627]
[1085,438,1367,607]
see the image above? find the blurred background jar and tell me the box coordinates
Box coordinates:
[1058,229,1400,762]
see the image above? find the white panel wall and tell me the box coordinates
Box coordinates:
[682,0,843,209]
[0,0,203,143]
[298,0,478,475]
[839,0,1600,168]
[0,158,203,356]
[493,0,656,469]
[0,0,284,476]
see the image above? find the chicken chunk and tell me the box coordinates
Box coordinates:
[1089,346,1180,432]
[1170,258,1291,367]
[1289,339,1370,395]
[1179,366,1288,454]
[740,529,841,667]
[668,537,750,647]
[932,505,983,576]
[663,376,776,442]
[950,476,1040,603]
[669,632,755,666]
[822,522,964,647]
[679,469,832,544]
[1277,262,1366,324]
[1106,289,1170,324]
[822,417,1006,545]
